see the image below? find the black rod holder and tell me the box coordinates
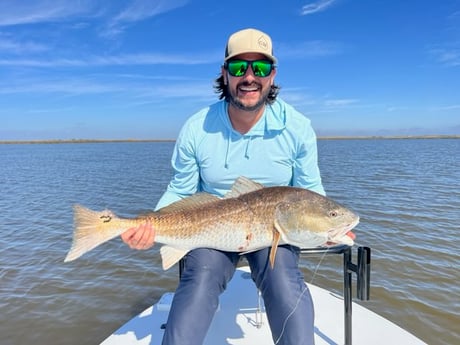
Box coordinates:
[301,245,372,345]
[343,247,353,345]
[357,247,371,301]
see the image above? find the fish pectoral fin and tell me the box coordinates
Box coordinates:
[160,246,189,270]
[269,229,281,269]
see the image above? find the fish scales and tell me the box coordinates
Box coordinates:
[152,197,263,250]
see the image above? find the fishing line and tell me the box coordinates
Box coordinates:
[308,247,331,284]
[274,247,332,344]
[276,240,371,343]
[267,244,360,344]
[274,283,309,345]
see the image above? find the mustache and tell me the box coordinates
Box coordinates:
[237,81,262,88]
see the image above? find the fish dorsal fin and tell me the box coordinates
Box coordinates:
[224,176,264,199]
[160,245,189,270]
[157,193,220,213]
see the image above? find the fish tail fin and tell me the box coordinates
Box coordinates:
[64,204,123,262]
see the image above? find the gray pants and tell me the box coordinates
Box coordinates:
[161,245,315,345]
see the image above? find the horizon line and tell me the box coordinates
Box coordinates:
[1,135,459,144]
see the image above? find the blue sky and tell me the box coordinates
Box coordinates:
[1,0,459,140]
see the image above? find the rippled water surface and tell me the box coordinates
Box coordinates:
[0,139,459,345]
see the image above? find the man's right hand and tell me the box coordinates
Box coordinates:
[121,221,155,250]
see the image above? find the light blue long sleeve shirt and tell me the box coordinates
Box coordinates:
[155,98,325,210]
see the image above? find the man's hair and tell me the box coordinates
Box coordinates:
[213,75,281,104]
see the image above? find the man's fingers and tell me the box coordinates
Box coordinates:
[121,227,137,243]
[121,222,155,250]
[137,221,155,250]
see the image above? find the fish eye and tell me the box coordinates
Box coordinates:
[329,211,338,217]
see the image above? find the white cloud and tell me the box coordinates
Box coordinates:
[0,0,95,26]
[429,104,460,111]
[324,99,359,107]
[0,37,48,54]
[432,48,460,67]
[0,51,217,68]
[0,78,125,95]
[111,0,188,24]
[0,72,213,101]
[277,40,342,59]
[104,0,189,37]
[428,9,460,67]
[0,0,188,37]
[301,0,337,16]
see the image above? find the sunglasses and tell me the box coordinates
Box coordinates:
[225,59,275,78]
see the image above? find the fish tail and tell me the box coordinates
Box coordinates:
[64,204,126,262]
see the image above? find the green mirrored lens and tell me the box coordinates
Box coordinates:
[227,61,249,77]
[226,60,273,77]
[252,61,272,77]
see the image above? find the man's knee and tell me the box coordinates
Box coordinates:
[181,249,237,291]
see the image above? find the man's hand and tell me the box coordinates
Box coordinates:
[121,221,155,250]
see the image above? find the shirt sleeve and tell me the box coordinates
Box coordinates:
[292,121,326,196]
[155,121,200,210]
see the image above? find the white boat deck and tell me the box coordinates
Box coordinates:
[101,266,426,345]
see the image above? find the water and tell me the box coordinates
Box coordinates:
[0,139,458,345]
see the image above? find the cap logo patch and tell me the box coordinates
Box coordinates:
[257,35,269,51]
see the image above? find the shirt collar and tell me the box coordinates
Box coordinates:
[223,100,286,136]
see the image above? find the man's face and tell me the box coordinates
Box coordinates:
[223,53,277,112]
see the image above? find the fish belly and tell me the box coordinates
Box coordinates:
[156,222,274,253]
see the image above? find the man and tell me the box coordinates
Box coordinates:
[122,28,324,345]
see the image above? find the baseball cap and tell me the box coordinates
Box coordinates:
[224,28,277,64]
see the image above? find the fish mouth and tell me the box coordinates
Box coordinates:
[326,217,360,244]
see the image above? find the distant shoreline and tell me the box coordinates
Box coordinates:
[319,134,460,140]
[0,135,459,144]
[0,139,176,144]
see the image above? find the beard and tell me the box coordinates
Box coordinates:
[228,82,271,112]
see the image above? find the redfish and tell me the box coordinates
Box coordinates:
[65,177,358,269]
